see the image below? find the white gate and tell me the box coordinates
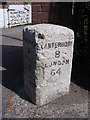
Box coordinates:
[8,5,31,27]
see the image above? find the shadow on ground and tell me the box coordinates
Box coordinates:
[2,45,23,93]
[71,52,89,91]
[2,45,34,104]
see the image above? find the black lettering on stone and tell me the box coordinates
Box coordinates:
[48,43,51,49]
[58,61,62,65]
[40,41,72,50]
[44,44,47,49]
[64,42,68,47]
[55,51,60,58]
[51,69,55,76]
[45,63,48,67]
[52,43,54,48]
[38,33,45,39]
[55,42,58,48]
[62,42,65,47]
[43,67,45,79]
[53,61,57,66]
[61,62,64,65]
[63,60,66,63]
[66,59,69,64]
[58,42,62,47]
[56,68,61,75]
[61,42,63,47]
[41,45,43,49]
[49,62,52,67]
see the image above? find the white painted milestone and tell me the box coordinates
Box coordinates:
[23,24,74,106]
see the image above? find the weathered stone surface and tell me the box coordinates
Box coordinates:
[23,24,74,106]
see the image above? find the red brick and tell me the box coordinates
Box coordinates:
[23,2,31,4]
[7,2,13,5]
[14,2,19,5]
[32,19,41,24]
[32,2,40,5]
[7,2,24,5]
[32,19,49,24]
[41,5,50,12]
[32,2,50,5]
[41,3,50,6]
[4,4,8,8]
[0,5,2,8]
[32,12,49,20]
[32,4,50,12]
[1,4,8,9]
[32,5,41,12]
[6,2,32,6]
[41,19,48,23]
[16,2,23,4]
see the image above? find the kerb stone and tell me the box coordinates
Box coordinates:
[23,24,74,106]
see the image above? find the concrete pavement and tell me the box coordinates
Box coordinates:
[0,26,89,119]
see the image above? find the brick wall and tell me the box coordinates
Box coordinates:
[32,2,50,24]
[0,2,32,8]
[0,2,73,27]
[0,2,50,25]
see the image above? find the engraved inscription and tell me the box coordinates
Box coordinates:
[44,59,69,68]
[55,51,60,58]
[51,68,61,76]
[38,41,72,49]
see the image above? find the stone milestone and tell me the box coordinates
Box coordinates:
[23,24,74,106]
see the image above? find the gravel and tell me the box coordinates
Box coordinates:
[3,82,88,119]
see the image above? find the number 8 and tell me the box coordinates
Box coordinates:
[55,51,60,58]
